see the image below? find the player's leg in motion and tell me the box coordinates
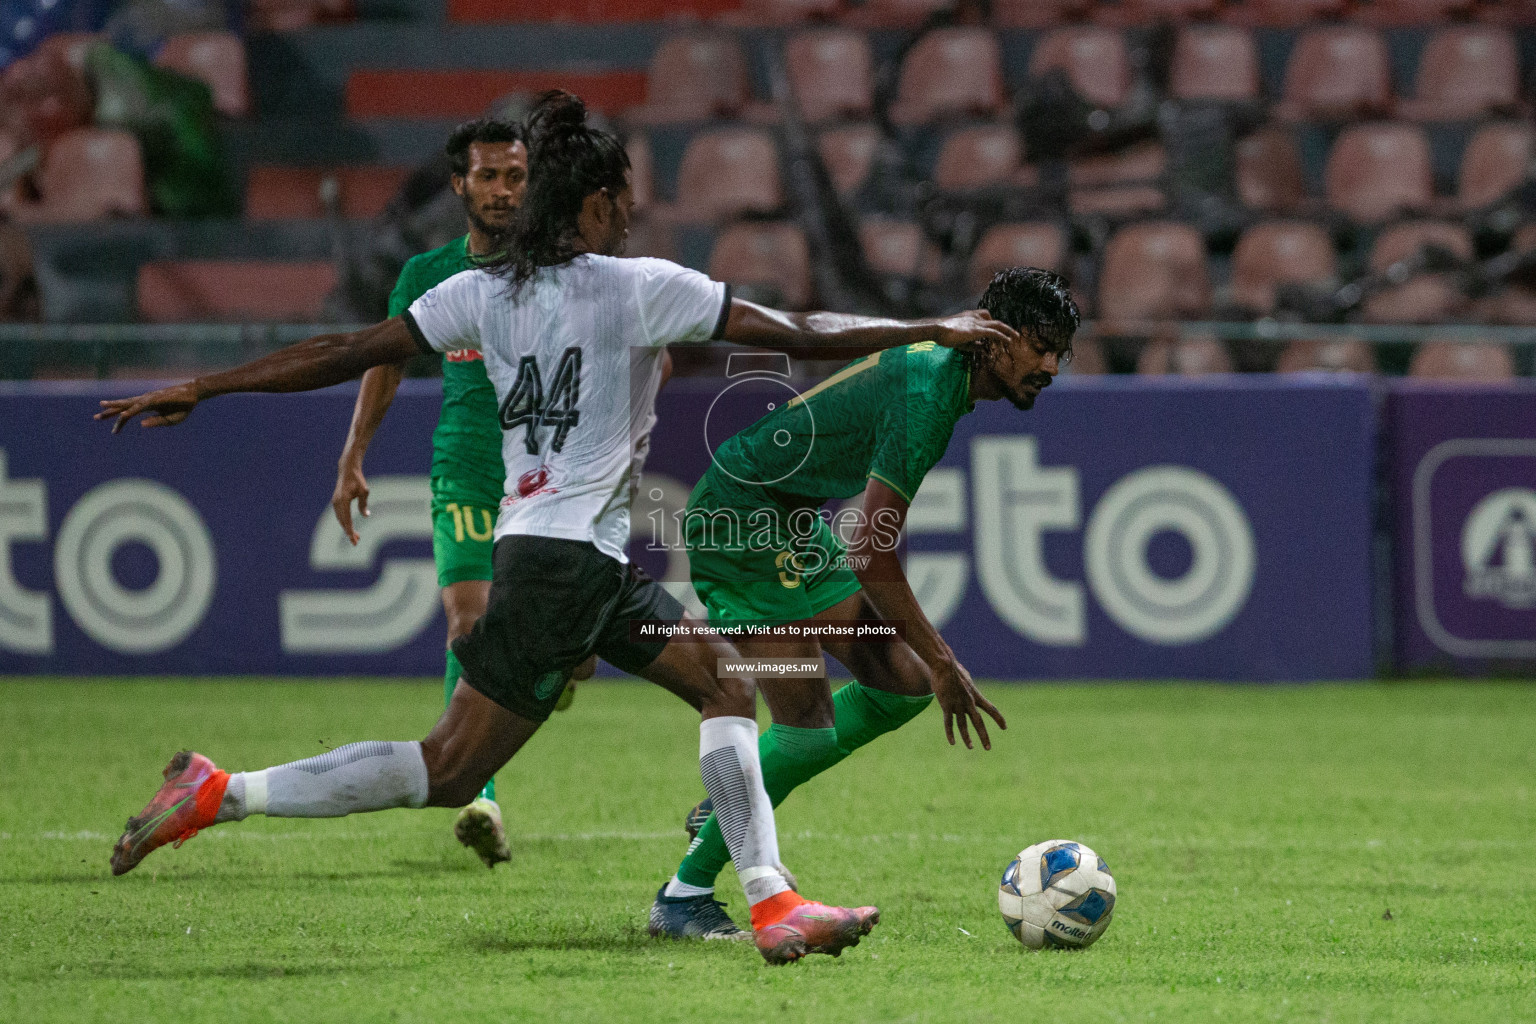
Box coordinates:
[439,576,509,866]
[662,592,933,910]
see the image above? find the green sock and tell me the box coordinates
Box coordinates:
[674,684,934,890]
[445,648,495,803]
[675,723,841,889]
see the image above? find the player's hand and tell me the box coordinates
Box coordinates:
[332,454,370,546]
[930,654,1007,751]
[95,382,199,433]
[930,310,1020,352]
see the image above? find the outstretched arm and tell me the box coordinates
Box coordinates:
[96,318,421,433]
[332,362,407,545]
[847,478,1006,750]
[721,299,1017,355]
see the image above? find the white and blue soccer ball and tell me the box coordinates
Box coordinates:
[998,839,1117,949]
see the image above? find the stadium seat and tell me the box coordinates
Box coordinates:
[338,167,409,218]
[1234,126,1308,214]
[136,261,338,322]
[1098,0,1222,25]
[246,167,325,220]
[785,29,873,124]
[14,128,149,222]
[1060,330,1107,374]
[0,48,93,149]
[1098,221,1210,323]
[1355,0,1475,24]
[817,123,881,195]
[859,219,941,282]
[1408,339,1517,380]
[889,29,1005,126]
[671,128,783,223]
[1230,221,1336,314]
[992,0,1095,28]
[1221,0,1347,26]
[933,125,1027,191]
[247,0,353,32]
[1323,123,1433,224]
[1028,27,1131,110]
[1137,334,1234,375]
[731,0,840,25]
[1276,26,1391,122]
[1276,338,1376,373]
[1456,122,1534,211]
[623,218,678,261]
[842,0,954,27]
[967,223,1068,296]
[709,223,813,310]
[1067,141,1167,216]
[154,32,249,118]
[1169,26,1260,103]
[635,34,753,124]
[1397,27,1519,122]
[627,133,654,212]
[1361,221,1473,324]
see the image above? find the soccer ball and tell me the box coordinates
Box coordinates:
[998,840,1117,949]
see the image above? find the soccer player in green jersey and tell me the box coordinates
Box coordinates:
[650,267,1079,939]
[329,118,538,868]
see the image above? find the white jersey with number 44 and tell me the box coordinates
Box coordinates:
[406,254,729,562]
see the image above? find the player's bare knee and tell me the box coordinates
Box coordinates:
[702,673,755,719]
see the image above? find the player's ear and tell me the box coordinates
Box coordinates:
[450,174,467,198]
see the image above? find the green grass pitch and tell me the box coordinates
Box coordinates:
[2,678,1533,1023]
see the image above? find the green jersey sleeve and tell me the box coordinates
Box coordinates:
[866,344,967,504]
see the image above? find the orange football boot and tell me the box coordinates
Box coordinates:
[753,896,881,965]
[110,751,228,876]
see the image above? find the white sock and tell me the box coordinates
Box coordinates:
[698,716,791,906]
[663,874,715,898]
[216,741,429,821]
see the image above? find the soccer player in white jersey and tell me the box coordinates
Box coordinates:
[95,91,1018,965]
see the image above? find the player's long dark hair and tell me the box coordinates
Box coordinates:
[977,267,1081,364]
[479,90,630,292]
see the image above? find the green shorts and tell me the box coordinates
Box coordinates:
[685,472,863,628]
[431,478,501,588]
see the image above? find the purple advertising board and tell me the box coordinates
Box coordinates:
[0,375,1375,680]
[1386,381,1536,674]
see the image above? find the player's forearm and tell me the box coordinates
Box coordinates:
[740,308,944,352]
[192,321,414,401]
[341,362,406,461]
[853,548,952,670]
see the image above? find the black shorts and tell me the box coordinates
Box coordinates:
[451,535,684,723]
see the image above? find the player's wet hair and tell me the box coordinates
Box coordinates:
[481,90,631,290]
[444,118,526,178]
[979,267,1080,359]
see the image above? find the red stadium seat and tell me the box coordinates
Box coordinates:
[0,48,93,150]
[1170,26,1259,102]
[785,29,873,124]
[859,218,941,282]
[338,166,409,218]
[246,167,325,220]
[1230,221,1336,313]
[1028,27,1131,110]
[1408,339,1517,380]
[992,0,1095,28]
[1324,123,1433,224]
[1061,330,1107,375]
[137,261,338,322]
[1221,0,1346,25]
[1098,221,1210,323]
[1397,27,1519,122]
[1361,221,1474,324]
[671,128,782,223]
[635,34,753,124]
[36,32,106,72]
[1235,126,1308,214]
[1137,334,1233,376]
[933,125,1027,191]
[155,32,249,118]
[627,133,654,212]
[623,218,678,261]
[1456,122,1534,211]
[889,29,1005,126]
[1068,141,1166,216]
[15,128,149,223]
[709,223,813,309]
[817,123,881,195]
[1356,0,1475,24]
[968,223,1068,296]
[732,0,840,24]
[1276,338,1376,373]
[1276,26,1391,122]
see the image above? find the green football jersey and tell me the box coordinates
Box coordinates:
[387,235,503,501]
[710,341,973,507]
